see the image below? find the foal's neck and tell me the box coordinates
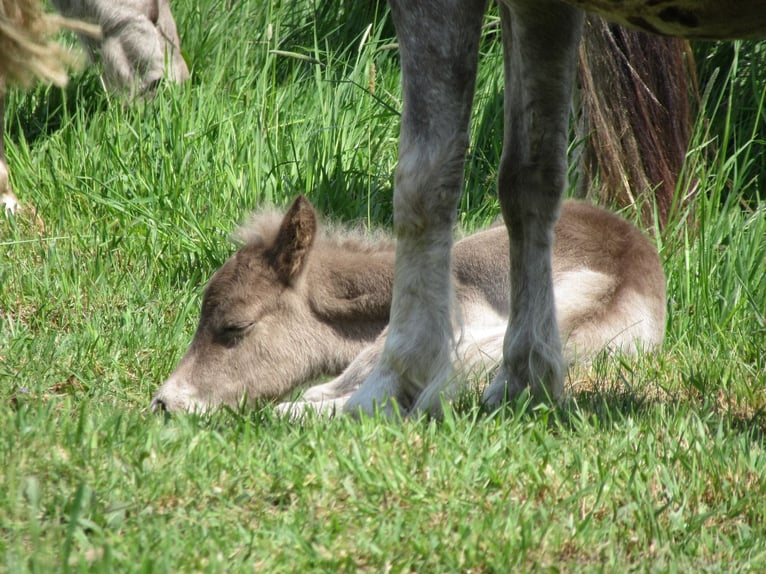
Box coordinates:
[307,238,396,325]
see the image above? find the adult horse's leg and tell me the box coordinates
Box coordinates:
[482,1,584,408]
[0,83,17,215]
[344,0,488,416]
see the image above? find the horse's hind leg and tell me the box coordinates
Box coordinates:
[483,1,584,408]
[344,0,488,416]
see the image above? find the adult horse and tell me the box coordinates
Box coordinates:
[344,0,766,417]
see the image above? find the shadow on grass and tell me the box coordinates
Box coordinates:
[7,73,107,148]
[566,385,766,443]
[446,365,766,446]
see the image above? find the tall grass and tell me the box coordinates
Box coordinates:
[1,1,764,571]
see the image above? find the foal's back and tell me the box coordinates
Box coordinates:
[452,201,666,358]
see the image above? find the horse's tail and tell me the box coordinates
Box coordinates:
[576,15,697,229]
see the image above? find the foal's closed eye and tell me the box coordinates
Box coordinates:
[216,320,256,345]
[221,321,254,334]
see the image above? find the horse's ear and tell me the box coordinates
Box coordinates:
[270,195,318,284]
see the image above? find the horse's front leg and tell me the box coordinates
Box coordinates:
[344,0,488,416]
[483,1,584,408]
[0,86,17,215]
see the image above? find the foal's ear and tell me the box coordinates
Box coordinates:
[271,195,318,284]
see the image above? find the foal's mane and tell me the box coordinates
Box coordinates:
[234,206,395,254]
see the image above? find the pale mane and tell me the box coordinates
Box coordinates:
[232,208,285,248]
[233,205,395,253]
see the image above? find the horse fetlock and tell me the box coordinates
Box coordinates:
[484,317,565,408]
[343,364,403,418]
[483,348,565,410]
[344,327,455,417]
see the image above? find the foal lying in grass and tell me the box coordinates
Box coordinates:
[152,195,666,416]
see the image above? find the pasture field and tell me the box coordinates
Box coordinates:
[1,1,765,571]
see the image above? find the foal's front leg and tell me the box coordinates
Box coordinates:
[276,333,388,418]
[344,0,488,416]
[483,1,584,408]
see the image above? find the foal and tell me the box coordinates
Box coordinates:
[151,196,666,414]
[347,0,766,416]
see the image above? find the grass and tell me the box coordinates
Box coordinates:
[1,1,765,571]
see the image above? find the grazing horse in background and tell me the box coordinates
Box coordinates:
[50,0,188,95]
[0,0,188,215]
[344,0,766,417]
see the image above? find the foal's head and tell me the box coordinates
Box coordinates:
[152,196,320,412]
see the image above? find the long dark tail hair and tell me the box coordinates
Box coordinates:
[576,15,697,228]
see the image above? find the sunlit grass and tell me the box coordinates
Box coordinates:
[1,1,764,572]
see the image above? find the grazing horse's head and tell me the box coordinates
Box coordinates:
[58,0,190,95]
